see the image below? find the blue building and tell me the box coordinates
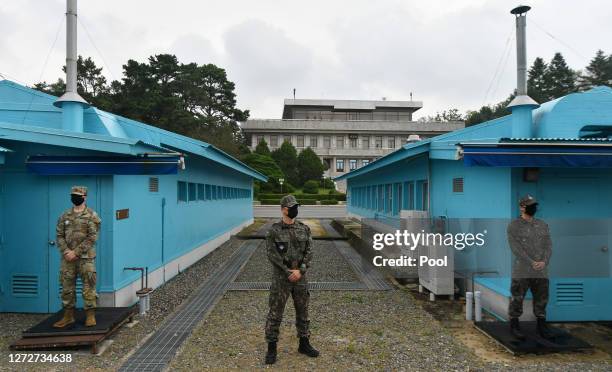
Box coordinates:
[0,80,266,313]
[336,86,612,321]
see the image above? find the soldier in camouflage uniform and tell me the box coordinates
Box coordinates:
[264,195,319,364]
[507,194,553,340]
[53,186,101,328]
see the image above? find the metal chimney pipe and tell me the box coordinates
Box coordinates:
[507,5,539,138]
[515,10,528,96]
[53,0,89,132]
[65,0,78,95]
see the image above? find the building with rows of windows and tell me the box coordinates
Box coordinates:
[241,99,464,191]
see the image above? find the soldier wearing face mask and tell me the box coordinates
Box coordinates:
[53,186,101,329]
[264,195,319,364]
[507,194,553,340]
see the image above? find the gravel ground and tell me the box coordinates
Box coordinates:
[0,237,245,372]
[168,288,612,371]
[235,240,359,282]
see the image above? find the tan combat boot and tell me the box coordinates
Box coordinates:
[85,309,97,327]
[52,308,75,328]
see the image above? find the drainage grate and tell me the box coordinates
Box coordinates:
[119,240,260,372]
[227,281,368,291]
[333,241,392,290]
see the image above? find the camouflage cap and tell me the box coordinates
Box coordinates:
[280,194,299,208]
[71,186,88,196]
[519,194,537,206]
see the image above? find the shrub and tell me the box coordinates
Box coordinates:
[321,199,338,205]
[303,180,319,194]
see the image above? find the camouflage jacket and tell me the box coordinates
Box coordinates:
[507,217,552,277]
[56,206,101,259]
[266,219,313,278]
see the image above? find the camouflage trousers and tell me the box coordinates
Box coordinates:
[508,277,549,318]
[60,257,97,310]
[265,277,310,342]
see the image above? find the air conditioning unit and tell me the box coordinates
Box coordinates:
[416,216,454,296]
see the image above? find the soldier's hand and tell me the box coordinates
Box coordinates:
[532,261,545,270]
[64,250,78,262]
[288,269,302,282]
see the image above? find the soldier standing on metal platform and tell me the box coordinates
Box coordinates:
[507,194,554,340]
[53,186,101,328]
[264,195,319,364]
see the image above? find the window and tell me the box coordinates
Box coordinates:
[362,136,370,149]
[324,136,331,148]
[396,183,402,214]
[378,185,384,212]
[336,159,344,172]
[297,135,304,148]
[422,181,428,211]
[336,136,344,149]
[349,159,357,170]
[310,135,318,148]
[405,182,415,210]
[375,136,383,148]
[198,184,205,201]
[350,137,358,148]
[386,184,392,213]
[205,184,212,200]
[256,135,264,144]
[178,181,187,202]
[188,183,197,201]
[453,177,464,193]
[270,135,278,147]
[388,137,395,148]
[361,159,370,167]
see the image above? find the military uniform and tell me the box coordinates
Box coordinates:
[507,195,552,319]
[56,186,101,311]
[264,219,313,342]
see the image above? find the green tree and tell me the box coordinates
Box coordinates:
[297,147,325,185]
[527,57,548,103]
[465,94,514,126]
[579,50,612,89]
[544,52,577,100]
[271,140,299,186]
[241,153,284,192]
[255,139,271,156]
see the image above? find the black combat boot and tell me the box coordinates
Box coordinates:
[265,341,277,364]
[510,318,525,340]
[537,317,554,340]
[298,337,320,357]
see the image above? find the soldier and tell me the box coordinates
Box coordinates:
[53,186,101,328]
[507,194,553,340]
[264,195,319,364]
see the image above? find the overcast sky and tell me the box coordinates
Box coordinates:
[1,0,610,119]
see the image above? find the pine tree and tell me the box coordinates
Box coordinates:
[543,52,577,100]
[579,50,612,89]
[271,141,299,186]
[255,139,271,156]
[527,57,548,103]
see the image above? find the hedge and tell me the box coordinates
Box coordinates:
[321,199,338,205]
[259,193,345,201]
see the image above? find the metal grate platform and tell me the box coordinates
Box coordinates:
[228,281,369,291]
[119,240,260,372]
[334,241,392,290]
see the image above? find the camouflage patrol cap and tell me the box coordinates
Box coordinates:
[519,194,537,206]
[71,186,88,196]
[280,194,299,208]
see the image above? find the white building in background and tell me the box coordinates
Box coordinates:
[241,98,464,191]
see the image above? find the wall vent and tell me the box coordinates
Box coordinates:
[149,177,159,192]
[452,177,464,193]
[555,282,584,305]
[11,274,39,297]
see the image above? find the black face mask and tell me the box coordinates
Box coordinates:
[524,204,537,216]
[287,205,299,219]
[71,194,85,206]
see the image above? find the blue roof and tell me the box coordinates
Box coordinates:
[335,87,612,181]
[0,80,267,181]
